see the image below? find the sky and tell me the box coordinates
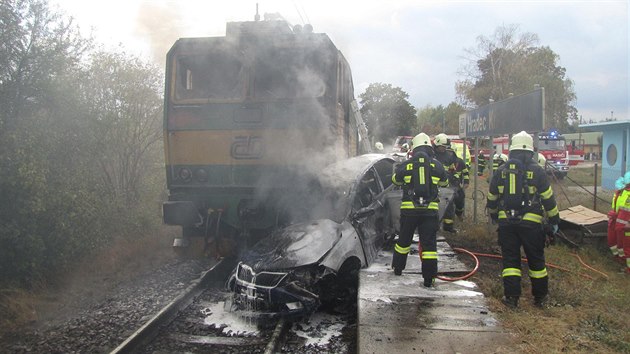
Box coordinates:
[50,0,628,123]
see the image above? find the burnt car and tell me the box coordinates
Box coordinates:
[227,154,454,321]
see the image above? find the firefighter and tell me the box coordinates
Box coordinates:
[433,133,467,231]
[487,131,560,308]
[492,153,508,172]
[453,155,470,221]
[477,151,487,176]
[608,176,626,258]
[391,133,449,287]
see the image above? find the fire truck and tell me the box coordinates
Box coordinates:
[493,130,569,179]
[566,138,585,165]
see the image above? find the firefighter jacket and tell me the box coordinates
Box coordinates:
[477,153,486,168]
[435,149,465,187]
[452,157,470,187]
[614,189,630,229]
[392,151,449,213]
[492,156,505,171]
[609,189,625,221]
[487,159,559,226]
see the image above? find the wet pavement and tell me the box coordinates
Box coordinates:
[358,235,513,354]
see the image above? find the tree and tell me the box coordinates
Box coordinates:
[456,24,577,131]
[358,83,416,144]
[0,0,165,289]
[416,102,465,136]
[416,104,445,135]
[77,50,164,206]
[0,0,89,135]
[0,0,90,287]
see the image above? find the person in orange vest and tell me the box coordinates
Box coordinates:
[618,172,630,273]
[608,177,626,258]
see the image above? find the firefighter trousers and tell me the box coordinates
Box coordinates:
[454,187,465,218]
[443,201,455,231]
[615,223,626,259]
[498,222,548,299]
[393,211,439,283]
[607,215,618,256]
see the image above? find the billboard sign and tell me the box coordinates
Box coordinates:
[459,88,544,137]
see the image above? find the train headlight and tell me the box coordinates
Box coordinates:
[178,168,192,182]
[195,168,208,182]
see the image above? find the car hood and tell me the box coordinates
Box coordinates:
[241,219,342,272]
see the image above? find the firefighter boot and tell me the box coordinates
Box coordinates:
[501,296,519,309]
[394,268,402,276]
[534,295,548,308]
[423,277,435,288]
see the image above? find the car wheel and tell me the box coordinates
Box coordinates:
[322,259,361,314]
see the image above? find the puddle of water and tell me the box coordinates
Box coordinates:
[452,280,477,288]
[202,301,260,336]
[292,312,345,347]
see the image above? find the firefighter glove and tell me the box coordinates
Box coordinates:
[543,224,556,247]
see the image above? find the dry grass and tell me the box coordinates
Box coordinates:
[0,225,179,335]
[451,167,630,353]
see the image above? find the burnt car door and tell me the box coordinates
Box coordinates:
[351,158,395,265]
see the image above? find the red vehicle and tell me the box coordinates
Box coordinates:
[492,131,569,179]
[566,138,585,166]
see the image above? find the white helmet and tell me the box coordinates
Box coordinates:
[412,133,432,148]
[375,142,384,151]
[500,153,508,162]
[509,131,534,152]
[433,133,449,147]
[537,152,546,167]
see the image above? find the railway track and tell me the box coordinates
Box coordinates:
[111,257,356,354]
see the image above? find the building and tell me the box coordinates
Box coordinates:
[579,121,630,190]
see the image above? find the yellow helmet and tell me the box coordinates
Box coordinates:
[509,131,534,152]
[411,133,432,148]
[433,133,449,147]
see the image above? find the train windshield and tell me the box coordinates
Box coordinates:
[253,47,332,99]
[540,138,566,150]
[173,50,245,101]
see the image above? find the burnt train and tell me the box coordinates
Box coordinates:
[161,16,368,257]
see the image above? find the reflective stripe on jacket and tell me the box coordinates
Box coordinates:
[486,159,559,225]
[392,154,449,211]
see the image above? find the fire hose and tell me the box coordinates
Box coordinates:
[430,247,608,281]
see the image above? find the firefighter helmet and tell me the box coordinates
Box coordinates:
[537,152,547,167]
[375,142,384,151]
[494,153,508,162]
[615,176,625,190]
[412,133,432,148]
[433,133,449,147]
[509,131,534,152]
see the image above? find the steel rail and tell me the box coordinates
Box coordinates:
[110,257,237,354]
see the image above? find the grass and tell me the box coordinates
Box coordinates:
[450,165,630,353]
